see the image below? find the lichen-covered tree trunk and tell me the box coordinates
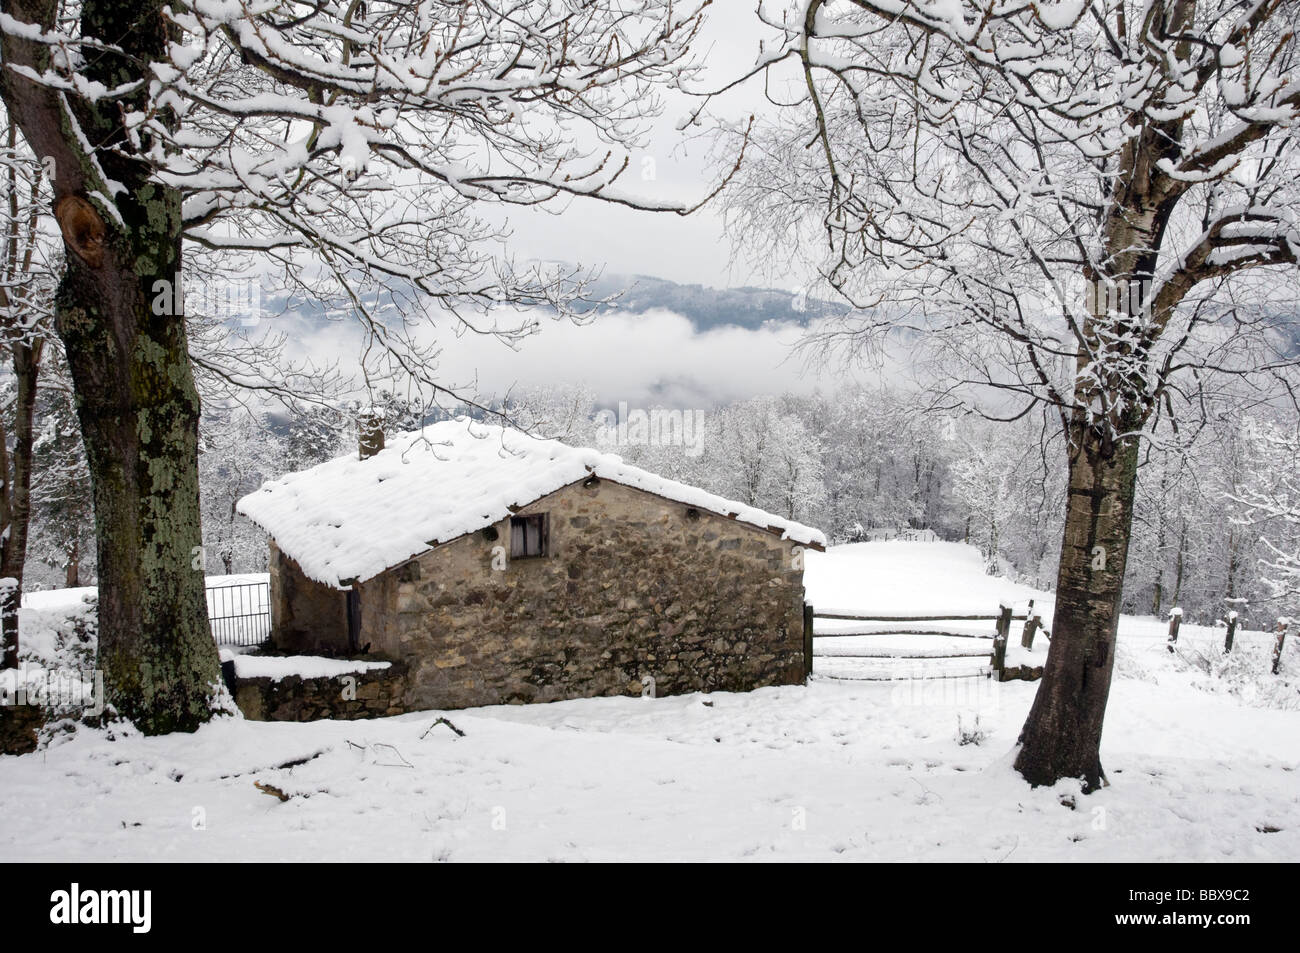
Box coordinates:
[1015,419,1141,792]
[55,199,219,733]
[1,0,219,731]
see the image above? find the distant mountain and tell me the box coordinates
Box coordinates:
[245,270,848,335]
[581,271,846,330]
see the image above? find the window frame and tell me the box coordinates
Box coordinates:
[509,513,549,559]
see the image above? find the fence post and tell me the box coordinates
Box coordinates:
[991,603,1012,678]
[803,603,815,680]
[1020,599,1040,650]
[1224,611,1238,654]
[1166,608,1182,653]
[1273,618,1290,676]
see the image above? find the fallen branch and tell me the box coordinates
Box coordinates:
[347,739,414,768]
[370,743,413,768]
[421,717,466,739]
[254,781,291,802]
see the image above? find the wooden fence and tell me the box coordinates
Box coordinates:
[804,601,1047,682]
[805,597,1294,683]
[1166,606,1292,674]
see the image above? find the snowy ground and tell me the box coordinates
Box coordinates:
[2,545,1297,861]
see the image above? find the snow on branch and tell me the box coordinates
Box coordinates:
[1,0,731,382]
[716,0,1300,440]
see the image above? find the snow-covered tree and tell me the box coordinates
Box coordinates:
[717,0,1300,790]
[1126,443,1194,617]
[1232,417,1300,615]
[198,408,279,575]
[29,357,95,588]
[1115,410,1291,628]
[951,429,1018,575]
[0,115,55,665]
[502,385,599,444]
[776,386,960,541]
[279,403,350,474]
[711,396,824,523]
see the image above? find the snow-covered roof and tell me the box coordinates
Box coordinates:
[237,418,827,588]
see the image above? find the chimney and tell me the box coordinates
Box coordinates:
[358,408,385,460]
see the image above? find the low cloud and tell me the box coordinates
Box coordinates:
[271,306,893,409]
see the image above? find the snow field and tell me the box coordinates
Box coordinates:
[1,541,1296,861]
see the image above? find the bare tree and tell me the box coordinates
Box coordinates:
[29,347,95,589]
[198,406,279,575]
[713,396,824,522]
[0,0,723,731]
[0,117,54,667]
[1232,416,1300,614]
[714,0,1300,788]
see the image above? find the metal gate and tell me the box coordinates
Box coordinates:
[206,581,271,647]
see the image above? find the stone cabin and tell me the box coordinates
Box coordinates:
[236,417,826,713]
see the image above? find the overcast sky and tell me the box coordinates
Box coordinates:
[499,0,798,290]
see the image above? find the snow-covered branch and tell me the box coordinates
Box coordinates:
[718,0,1300,440]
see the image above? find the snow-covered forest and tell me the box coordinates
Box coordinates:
[23,379,1290,632]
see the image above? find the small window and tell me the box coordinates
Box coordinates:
[510,514,548,559]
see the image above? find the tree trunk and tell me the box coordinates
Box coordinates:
[0,114,44,670]
[1151,470,1167,617]
[1013,112,1183,791]
[56,212,219,734]
[1225,531,1240,604]
[1015,426,1140,792]
[65,538,80,589]
[1172,521,1187,607]
[0,340,41,668]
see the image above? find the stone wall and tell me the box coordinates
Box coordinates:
[359,477,809,711]
[269,540,349,654]
[231,659,408,721]
[996,663,1044,682]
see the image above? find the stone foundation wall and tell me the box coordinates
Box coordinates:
[996,663,1044,682]
[232,660,408,721]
